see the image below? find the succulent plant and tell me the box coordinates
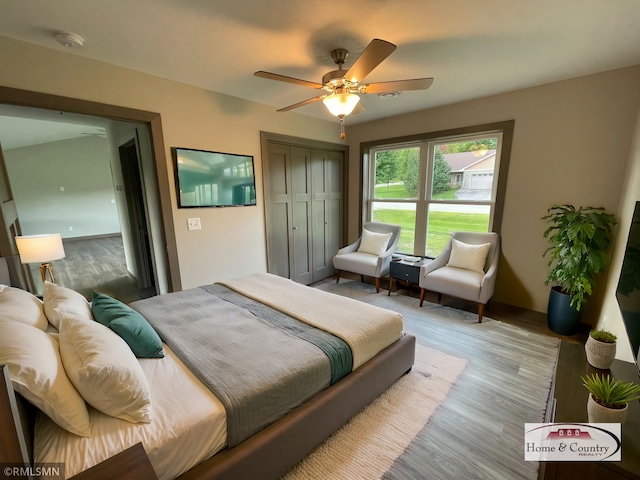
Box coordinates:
[589,329,617,343]
[582,373,640,408]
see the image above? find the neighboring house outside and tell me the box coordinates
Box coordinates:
[444,150,496,190]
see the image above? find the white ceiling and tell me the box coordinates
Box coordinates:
[0,0,639,132]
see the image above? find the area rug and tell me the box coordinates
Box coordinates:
[283,344,468,480]
[297,279,560,480]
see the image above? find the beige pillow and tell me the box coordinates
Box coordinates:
[446,238,491,272]
[58,311,152,424]
[43,281,93,329]
[357,229,393,256]
[0,285,48,330]
[0,319,90,436]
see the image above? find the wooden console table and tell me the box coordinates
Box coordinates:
[540,342,640,480]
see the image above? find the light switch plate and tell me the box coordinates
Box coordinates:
[187,217,201,231]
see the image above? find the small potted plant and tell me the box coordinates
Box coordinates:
[542,205,617,335]
[582,373,640,424]
[585,330,617,369]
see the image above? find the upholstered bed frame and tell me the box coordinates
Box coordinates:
[0,257,416,480]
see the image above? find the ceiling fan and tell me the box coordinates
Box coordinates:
[254,38,434,139]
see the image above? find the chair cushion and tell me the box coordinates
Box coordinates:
[424,266,484,302]
[357,229,392,256]
[333,252,380,277]
[446,238,491,272]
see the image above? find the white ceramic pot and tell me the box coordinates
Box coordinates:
[585,336,616,369]
[587,394,628,424]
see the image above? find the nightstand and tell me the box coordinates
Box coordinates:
[388,257,430,296]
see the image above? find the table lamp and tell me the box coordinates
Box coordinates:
[15,233,66,284]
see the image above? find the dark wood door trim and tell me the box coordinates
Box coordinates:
[0,86,180,291]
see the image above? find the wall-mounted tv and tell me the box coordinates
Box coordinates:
[172,147,256,208]
[616,200,640,375]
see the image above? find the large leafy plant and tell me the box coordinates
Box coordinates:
[582,373,640,408]
[542,205,616,311]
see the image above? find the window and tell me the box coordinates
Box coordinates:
[365,122,512,257]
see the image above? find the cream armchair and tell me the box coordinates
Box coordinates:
[419,231,500,322]
[333,222,401,293]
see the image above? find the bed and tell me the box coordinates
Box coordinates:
[0,266,416,480]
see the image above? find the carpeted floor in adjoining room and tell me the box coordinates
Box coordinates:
[308,278,560,480]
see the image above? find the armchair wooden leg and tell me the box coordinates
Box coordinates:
[437,293,442,303]
[335,270,341,284]
[360,274,365,283]
[478,303,485,323]
[375,278,380,293]
[419,288,425,307]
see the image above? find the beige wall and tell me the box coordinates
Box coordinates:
[0,35,339,290]
[598,110,640,362]
[4,136,120,237]
[347,66,640,324]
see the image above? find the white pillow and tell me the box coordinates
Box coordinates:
[446,238,491,272]
[0,319,90,437]
[0,285,48,330]
[43,281,93,329]
[357,229,393,256]
[58,311,152,424]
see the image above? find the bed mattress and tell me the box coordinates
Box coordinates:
[34,344,227,480]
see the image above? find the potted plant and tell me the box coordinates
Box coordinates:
[542,205,617,335]
[585,330,617,369]
[582,373,640,424]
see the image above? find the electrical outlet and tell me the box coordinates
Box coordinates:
[187,217,201,231]
[68,226,73,231]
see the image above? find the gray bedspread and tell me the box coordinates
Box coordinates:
[130,285,339,448]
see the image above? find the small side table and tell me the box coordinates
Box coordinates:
[388,257,430,296]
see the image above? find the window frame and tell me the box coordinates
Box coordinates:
[360,120,514,256]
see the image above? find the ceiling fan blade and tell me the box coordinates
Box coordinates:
[254,71,323,89]
[344,39,396,84]
[362,77,434,94]
[277,95,327,112]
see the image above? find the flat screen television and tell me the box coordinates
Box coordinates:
[616,200,640,375]
[172,147,256,208]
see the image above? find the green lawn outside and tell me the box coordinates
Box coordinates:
[373,208,489,256]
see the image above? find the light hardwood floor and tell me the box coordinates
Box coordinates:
[37,235,156,303]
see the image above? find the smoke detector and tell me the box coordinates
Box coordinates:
[55,32,84,48]
[378,91,400,99]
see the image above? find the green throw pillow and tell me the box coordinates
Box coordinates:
[91,291,164,358]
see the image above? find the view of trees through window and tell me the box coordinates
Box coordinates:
[370,136,499,257]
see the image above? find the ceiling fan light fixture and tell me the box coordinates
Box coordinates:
[322,92,360,117]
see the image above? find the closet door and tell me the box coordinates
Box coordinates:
[290,147,313,285]
[311,149,343,280]
[264,143,292,278]
[262,133,346,285]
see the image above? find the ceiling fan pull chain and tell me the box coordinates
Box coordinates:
[340,117,346,140]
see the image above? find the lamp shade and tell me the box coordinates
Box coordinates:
[322,92,360,117]
[15,234,66,264]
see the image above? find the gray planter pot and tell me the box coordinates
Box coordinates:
[585,336,616,369]
[587,394,628,424]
